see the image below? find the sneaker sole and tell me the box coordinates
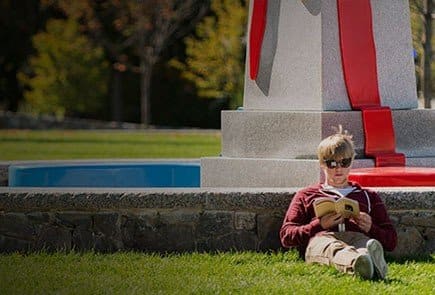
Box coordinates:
[354,254,374,280]
[367,239,388,279]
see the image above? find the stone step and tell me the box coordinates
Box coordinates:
[221,109,435,159]
[201,156,435,188]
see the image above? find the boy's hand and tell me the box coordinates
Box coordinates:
[352,212,372,233]
[320,213,344,229]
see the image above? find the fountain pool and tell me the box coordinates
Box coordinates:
[8,161,200,188]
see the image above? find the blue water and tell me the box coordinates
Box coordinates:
[8,162,201,188]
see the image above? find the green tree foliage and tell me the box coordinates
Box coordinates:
[409,0,434,108]
[19,19,109,118]
[41,0,139,122]
[0,0,47,112]
[45,0,210,125]
[171,0,248,109]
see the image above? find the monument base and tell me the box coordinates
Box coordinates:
[201,157,435,188]
[221,109,435,159]
[201,109,435,188]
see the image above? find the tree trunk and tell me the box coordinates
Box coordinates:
[423,0,433,108]
[140,57,152,125]
[110,69,123,123]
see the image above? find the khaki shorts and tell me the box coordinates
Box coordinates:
[305,231,370,274]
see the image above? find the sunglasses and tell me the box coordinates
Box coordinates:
[323,158,352,169]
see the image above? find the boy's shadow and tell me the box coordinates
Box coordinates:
[380,254,435,285]
[387,253,434,264]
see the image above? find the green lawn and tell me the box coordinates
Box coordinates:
[0,251,434,294]
[0,130,221,160]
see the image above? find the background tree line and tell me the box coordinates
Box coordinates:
[410,0,434,109]
[0,0,432,128]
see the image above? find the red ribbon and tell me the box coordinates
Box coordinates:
[249,0,268,80]
[337,0,404,167]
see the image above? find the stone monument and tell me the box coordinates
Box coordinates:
[201,0,435,187]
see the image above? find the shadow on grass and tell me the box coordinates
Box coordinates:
[380,277,405,285]
[387,253,435,264]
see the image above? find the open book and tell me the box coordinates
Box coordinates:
[313,197,360,218]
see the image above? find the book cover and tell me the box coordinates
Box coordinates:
[313,197,360,218]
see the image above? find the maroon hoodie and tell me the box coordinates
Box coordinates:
[280,182,397,256]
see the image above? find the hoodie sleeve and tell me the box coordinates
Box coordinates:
[367,191,398,252]
[280,190,324,249]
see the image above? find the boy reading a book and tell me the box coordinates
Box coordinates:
[280,126,397,280]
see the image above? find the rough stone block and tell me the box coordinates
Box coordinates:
[257,212,284,251]
[195,210,258,251]
[390,226,425,258]
[56,212,92,229]
[424,227,435,240]
[231,231,258,251]
[0,213,35,238]
[157,224,196,252]
[0,235,32,253]
[0,165,8,186]
[400,211,434,228]
[26,212,50,224]
[121,211,157,249]
[159,210,201,224]
[121,211,196,252]
[423,228,435,253]
[93,213,120,237]
[197,211,234,237]
[72,229,95,251]
[120,215,136,250]
[235,212,256,231]
[93,212,123,251]
[35,226,72,251]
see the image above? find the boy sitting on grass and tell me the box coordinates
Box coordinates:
[280,126,397,280]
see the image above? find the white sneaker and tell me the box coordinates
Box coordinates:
[367,239,388,279]
[354,254,374,280]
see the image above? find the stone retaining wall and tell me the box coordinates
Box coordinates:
[0,188,433,258]
[0,164,8,186]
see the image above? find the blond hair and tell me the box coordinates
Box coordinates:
[317,125,355,162]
